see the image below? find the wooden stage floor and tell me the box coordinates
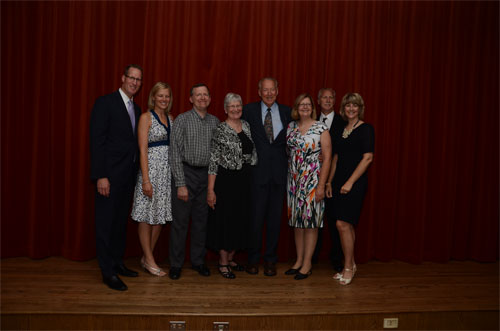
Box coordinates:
[1,257,498,330]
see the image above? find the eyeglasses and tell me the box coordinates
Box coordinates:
[125,75,142,83]
[227,105,242,109]
[299,103,312,107]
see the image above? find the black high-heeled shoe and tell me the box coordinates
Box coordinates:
[284,267,301,275]
[294,270,312,280]
[228,260,244,271]
[218,265,236,279]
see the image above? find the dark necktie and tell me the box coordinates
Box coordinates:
[264,108,274,143]
[322,117,327,123]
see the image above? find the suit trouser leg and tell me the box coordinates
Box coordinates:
[327,217,344,264]
[190,187,208,266]
[263,182,286,263]
[169,165,208,268]
[325,196,343,264]
[248,183,270,264]
[95,179,133,277]
[169,192,191,268]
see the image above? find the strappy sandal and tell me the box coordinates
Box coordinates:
[228,260,244,271]
[142,259,166,277]
[339,266,356,285]
[218,264,236,279]
[333,264,356,280]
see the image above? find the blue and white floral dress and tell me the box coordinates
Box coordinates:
[131,110,173,225]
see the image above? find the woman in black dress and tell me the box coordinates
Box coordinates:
[207,93,257,279]
[326,93,374,285]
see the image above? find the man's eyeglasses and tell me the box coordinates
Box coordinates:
[125,75,142,83]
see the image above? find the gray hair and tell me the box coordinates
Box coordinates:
[258,77,278,90]
[224,93,243,111]
[317,88,336,104]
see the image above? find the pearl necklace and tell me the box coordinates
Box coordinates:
[342,120,360,139]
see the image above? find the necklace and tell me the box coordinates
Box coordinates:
[342,120,360,139]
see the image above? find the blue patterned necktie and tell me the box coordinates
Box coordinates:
[264,108,273,143]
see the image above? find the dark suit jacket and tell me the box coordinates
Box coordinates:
[242,101,292,185]
[329,112,346,154]
[90,90,141,184]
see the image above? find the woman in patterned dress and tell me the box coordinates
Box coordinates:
[206,93,257,279]
[131,82,174,277]
[326,93,374,285]
[285,93,332,280]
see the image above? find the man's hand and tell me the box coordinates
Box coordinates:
[177,186,189,202]
[97,178,110,197]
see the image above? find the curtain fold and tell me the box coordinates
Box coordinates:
[1,1,498,263]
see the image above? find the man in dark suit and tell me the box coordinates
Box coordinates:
[242,77,292,276]
[313,88,346,272]
[89,64,143,291]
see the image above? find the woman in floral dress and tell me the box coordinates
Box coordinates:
[285,93,332,280]
[131,82,174,277]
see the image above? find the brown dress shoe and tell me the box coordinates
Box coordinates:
[245,264,259,275]
[263,262,277,276]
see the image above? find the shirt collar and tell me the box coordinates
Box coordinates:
[260,101,278,115]
[118,88,133,106]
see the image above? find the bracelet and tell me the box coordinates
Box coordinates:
[142,181,150,185]
[325,183,331,186]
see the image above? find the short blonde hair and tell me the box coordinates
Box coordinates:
[148,82,173,114]
[291,93,317,120]
[339,93,365,120]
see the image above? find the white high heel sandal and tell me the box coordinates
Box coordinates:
[339,265,356,285]
[334,264,356,281]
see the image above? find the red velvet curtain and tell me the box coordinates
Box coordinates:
[1,1,498,263]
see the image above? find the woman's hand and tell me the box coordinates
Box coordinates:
[207,189,216,209]
[325,183,332,198]
[142,181,153,198]
[340,181,353,194]
[316,185,325,202]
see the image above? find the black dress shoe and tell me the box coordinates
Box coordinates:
[294,270,312,280]
[284,267,300,275]
[263,262,277,276]
[103,275,128,291]
[245,264,259,275]
[169,267,181,280]
[192,264,210,276]
[114,265,139,277]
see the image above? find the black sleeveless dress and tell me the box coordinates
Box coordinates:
[332,123,375,225]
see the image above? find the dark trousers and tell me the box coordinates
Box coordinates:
[95,176,135,278]
[313,196,344,265]
[169,164,209,268]
[247,181,286,264]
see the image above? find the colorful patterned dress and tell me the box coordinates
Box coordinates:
[286,120,328,228]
